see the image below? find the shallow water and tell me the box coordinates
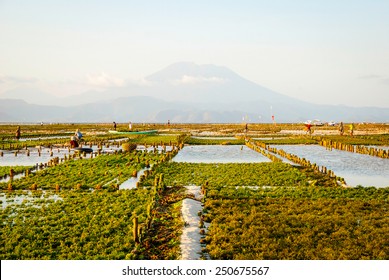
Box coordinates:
[18,136,69,142]
[252,137,287,140]
[172,145,271,163]
[272,145,389,187]
[0,148,68,166]
[119,168,149,190]
[0,145,170,167]
[0,191,62,209]
[190,136,238,140]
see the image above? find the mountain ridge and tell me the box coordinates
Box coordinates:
[1,62,388,123]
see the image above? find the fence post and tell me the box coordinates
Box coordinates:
[133,216,139,244]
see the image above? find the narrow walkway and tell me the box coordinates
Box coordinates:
[180,186,204,260]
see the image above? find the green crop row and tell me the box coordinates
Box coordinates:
[127,135,181,146]
[1,149,176,191]
[0,166,34,178]
[202,186,389,260]
[316,135,388,146]
[1,189,152,259]
[206,185,389,201]
[1,147,181,260]
[185,137,245,145]
[259,136,318,145]
[141,162,334,188]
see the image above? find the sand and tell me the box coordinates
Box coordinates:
[180,185,206,260]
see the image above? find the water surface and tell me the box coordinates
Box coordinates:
[272,145,389,187]
[173,145,271,163]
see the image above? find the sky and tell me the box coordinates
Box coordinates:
[1,0,389,107]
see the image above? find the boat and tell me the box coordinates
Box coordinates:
[108,130,158,135]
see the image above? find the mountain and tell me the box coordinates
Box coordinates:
[0,62,388,123]
[0,99,69,122]
[1,88,61,106]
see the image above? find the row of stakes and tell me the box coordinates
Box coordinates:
[131,148,184,251]
[245,141,283,163]
[1,140,181,151]
[0,141,182,157]
[245,138,346,186]
[319,139,389,159]
[131,174,167,257]
[5,147,180,191]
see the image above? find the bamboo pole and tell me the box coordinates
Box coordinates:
[133,216,139,244]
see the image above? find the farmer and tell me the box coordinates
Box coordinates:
[113,121,117,130]
[305,123,312,135]
[70,136,79,148]
[349,123,355,136]
[129,122,132,131]
[15,126,21,140]
[75,129,83,141]
[69,129,83,148]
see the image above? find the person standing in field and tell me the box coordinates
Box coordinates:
[304,123,312,135]
[15,126,21,140]
[349,123,355,136]
[129,122,132,131]
[339,122,344,136]
[75,129,83,141]
[70,136,79,148]
[113,121,117,130]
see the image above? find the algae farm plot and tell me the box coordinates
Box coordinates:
[1,123,388,260]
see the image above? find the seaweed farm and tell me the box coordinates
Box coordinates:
[1,123,388,260]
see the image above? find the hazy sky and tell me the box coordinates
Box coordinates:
[1,0,389,107]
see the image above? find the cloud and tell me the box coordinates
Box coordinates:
[85,72,126,88]
[0,74,38,84]
[171,75,226,85]
[129,78,153,86]
[0,74,41,95]
[357,74,389,86]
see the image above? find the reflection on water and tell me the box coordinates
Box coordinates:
[0,172,26,183]
[190,136,238,140]
[272,145,389,187]
[119,168,149,190]
[19,136,69,142]
[368,146,389,151]
[173,145,271,163]
[0,148,68,166]
[0,145,161,167]
[0,191,62,209]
